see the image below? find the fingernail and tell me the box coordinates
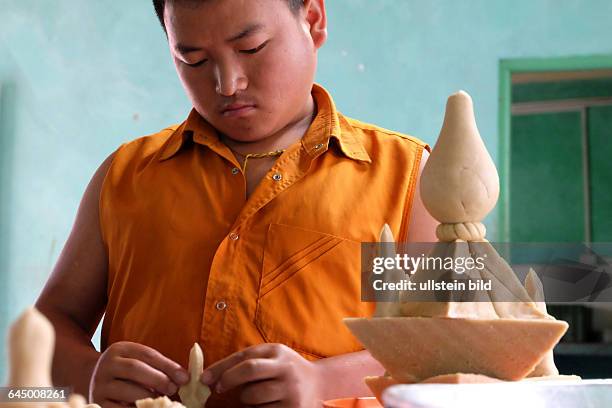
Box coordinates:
[176,370,189,383]
[167,383,178,395]
[200,370,213,384]
[215,383,224,394]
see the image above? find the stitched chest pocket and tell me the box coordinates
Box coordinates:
[255,223,374,359]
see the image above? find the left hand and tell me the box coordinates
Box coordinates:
[200,343,322,407]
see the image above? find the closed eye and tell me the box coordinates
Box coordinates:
[185,59,208,68]
[240,40,269,54]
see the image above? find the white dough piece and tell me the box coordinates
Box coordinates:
[178,343,211,408]
[135,396,185,408]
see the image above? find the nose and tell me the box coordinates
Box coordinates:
[214,61,247,96]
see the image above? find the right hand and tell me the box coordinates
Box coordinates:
[89,341,189,408]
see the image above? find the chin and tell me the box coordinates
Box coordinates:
[219,129,266,143]
[218,123,277,143]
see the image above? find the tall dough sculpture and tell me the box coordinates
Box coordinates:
[344,91,568,390]
[398,93,546,319]
[5,307,100,408]
[178,343,211,408]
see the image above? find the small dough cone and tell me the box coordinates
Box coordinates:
[179,343,211,408]
[373,224,405,317]
[8,307,55,387]
[420,90,499,224]
[471,242,546,319]
[524,269,560,377]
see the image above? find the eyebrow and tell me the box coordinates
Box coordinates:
[174,23,265,55]
[227,23,264,42]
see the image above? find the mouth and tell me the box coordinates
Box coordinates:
[220,103,257,117]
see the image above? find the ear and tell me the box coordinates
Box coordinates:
[302,0,327,49]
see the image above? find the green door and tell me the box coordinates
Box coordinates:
[510,79,612,243]
[510,112,585,242]
[589,106,612,242]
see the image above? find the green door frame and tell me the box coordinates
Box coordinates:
[498,54,612,242]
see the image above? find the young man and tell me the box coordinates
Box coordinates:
[35,0,437,407]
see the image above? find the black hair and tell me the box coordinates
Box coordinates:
[153,0,304,33]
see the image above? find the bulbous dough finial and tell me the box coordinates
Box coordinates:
[420,90,499,227]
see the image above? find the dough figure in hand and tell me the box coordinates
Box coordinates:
[135,343,211,408]
[178,343,211,408]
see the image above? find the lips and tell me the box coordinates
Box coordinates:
[220,102,256,116]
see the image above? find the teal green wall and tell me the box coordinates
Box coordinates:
[1,0,612,380]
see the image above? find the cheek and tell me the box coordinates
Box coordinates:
[254,43,315,98]
[176,65,215,109]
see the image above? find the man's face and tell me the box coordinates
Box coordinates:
[165,0,323,142]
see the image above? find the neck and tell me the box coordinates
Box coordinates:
[222,95,316,156]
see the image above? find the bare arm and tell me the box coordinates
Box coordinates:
[35,153,115,396]
[313,350,384,399]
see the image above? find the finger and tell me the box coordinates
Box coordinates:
[217,359,285,393]
[239,379,286,406]
[201,344,279,385]
[118,343,188,385]
[101,379,157,405]
[111,357,178,396]
[100,400,129,408]
[254,402,284,408]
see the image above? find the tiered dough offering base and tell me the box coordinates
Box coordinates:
[345,316,570,402]
[345,317,568,383]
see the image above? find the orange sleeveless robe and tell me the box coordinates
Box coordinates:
[99,83,427,383]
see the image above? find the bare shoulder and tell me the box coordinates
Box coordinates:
[36,152,116,335]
